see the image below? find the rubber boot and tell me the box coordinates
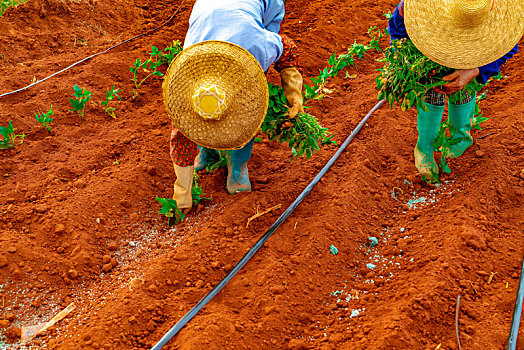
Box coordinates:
[226,138,254,194]
[173,165,194,215]
[414,102,444,182]
[447,95,476,158]
[194,146,220,172]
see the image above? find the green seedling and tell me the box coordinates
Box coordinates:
[155,197,185,227]
[192,172,212,205]
[70,85,92,119]
[304,26,384,100]
[35,105,54,131]
[101,86,121,119]
[0,120,24,149]
[263,83,335,160]
[129,42,183,91]
[206,151,228,173]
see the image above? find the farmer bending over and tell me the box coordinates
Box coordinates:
[163,0,303,214]
[389,0,522,181]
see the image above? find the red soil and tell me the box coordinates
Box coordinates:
[0,0,523,349]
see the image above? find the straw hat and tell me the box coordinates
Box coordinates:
[404,0,524,69]
[163,40,269,150]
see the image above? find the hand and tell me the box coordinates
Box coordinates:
[280,67,304,119]
[433,68,479,95]
[288,102,302,119]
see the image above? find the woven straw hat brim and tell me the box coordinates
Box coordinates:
[163,41,269,150]
[405,0,524,69]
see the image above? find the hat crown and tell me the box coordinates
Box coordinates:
[192,84,226,120]
[453,0,491,29]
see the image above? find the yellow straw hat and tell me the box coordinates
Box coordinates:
[162,40,269,150]
[405,0,524,69]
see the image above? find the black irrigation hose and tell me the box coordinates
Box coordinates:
[150,99,386,350]
[0,0,187,99]
[507,253,524,350]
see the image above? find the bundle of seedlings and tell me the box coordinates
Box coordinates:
[376,38,484,111]
[262,83,335,159]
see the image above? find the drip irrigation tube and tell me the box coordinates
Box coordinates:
[150,99,386,350]
[507,253,524,350]
[0,0,187,99]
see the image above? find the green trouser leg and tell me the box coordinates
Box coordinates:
[414,102,444,182]
[447,94,476,158]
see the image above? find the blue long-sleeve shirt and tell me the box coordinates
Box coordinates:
[387,2,518,84]
[184,0,285,72]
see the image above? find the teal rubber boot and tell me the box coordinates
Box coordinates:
[414,102,445,182]
[194,146,220,172]
[226,138,254,194]
[447,95,476,158]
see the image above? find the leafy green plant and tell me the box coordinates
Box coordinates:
[376,38,483,111]
[35,105,54,131]
[304,26,384,100]
[0,0,27,16]
[192,172,212,205]
[101,86,121,119]
[263,83,335,159]
[130,41,183,90]
[0,120,24,149]
[206,151,228,173]
[70,85,92,119]
[155,197,185,227]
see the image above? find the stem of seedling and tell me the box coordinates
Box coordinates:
[0,120,25,149]
[35,105,54,132]
[101,86,121,119]
[69,84,92,119]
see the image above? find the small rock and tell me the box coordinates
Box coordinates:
[31,299,41,308]
[110,258,118,267]
[0,320,10,328]
[4,325,21,340]
[148,284,158,292]
[271,285,286,295]
[119,200,131,208]
[173,253,188,261]
[0,255,8,267]
[6,314,15,321]
[102,255,111,264]
[67,269,78,279]
[102,263,113,272]
[474,150,484,158]
[195,280,205,288]
[107,242,118,251]
[7,246,16,253]
[35,204,48,213]
[55,224,66,235]
[129,213,139,221]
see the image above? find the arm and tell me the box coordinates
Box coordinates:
[274,35,303,118]
[263,0,285,33]
[388,1,408,41]
[435,44,519,93]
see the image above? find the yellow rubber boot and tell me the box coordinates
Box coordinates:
[173,165,194,215]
